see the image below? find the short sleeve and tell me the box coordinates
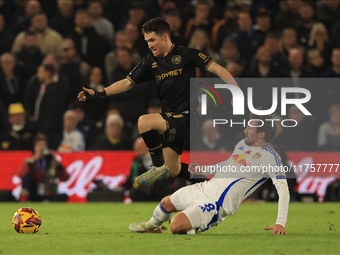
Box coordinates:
[186,48,214,70]
[126,59,151,85]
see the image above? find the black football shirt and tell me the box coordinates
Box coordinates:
[126,44,213,113]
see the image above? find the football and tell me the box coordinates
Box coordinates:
[12,207,42,234]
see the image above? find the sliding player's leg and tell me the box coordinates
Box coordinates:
[129,195,176,233]
[171,203,220,235]
[170,184,220,235]
[129,183,199,234]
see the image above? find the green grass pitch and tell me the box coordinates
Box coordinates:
[1,202,339,255]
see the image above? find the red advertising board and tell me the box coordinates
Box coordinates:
[0,151,338,202]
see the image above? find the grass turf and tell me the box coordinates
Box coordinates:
[0,202,339,255]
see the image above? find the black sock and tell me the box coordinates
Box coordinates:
[141,130,164,167]
[176,163,190,180]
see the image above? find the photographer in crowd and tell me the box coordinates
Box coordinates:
[17,135,69,202]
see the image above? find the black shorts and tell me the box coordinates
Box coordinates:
[160,111,199,155]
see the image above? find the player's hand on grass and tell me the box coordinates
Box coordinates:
[189,163,203,174]
[77,87,106,101]
[264,224,286,235]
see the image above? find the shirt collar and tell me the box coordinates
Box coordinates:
[261,143,270,149]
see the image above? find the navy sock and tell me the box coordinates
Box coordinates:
[176,163,190,180]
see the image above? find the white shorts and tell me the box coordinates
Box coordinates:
[170,182,221,232]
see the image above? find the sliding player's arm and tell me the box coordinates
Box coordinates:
[264,177,290,235]
[189,163,218,176]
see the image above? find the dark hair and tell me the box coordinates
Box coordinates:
[32,10,47,18]
[129,2,144,10]
[34,133,48,145]
[43,64,55,77]
[239,11,251,17]
[106,102,120,113]
[265,32,278,40]
[91,66,102,76]
[300,1,315,9]
[117,47,132,56]
[75,8,89,16]
[142,17,170,36]
[25,30,36,37]
[68,100,86,112]
[164,9,181,17]
[250,112,279,143]
[196,0,209,7]
[88,0,102,7]
[223,37,237,46]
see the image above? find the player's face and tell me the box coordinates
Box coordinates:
[244,120,262,146]
[144,32,167,57]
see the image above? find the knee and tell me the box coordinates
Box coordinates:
[161,196,174,212]
[138,115,148,133]
[170,219,183,234]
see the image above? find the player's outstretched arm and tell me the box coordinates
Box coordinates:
[189,163,220,176]
[269,178,290,234]
[77,78,133,101]
[104,78,134,96]
[264,224,286,235]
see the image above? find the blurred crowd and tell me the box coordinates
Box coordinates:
[0,0,340,155]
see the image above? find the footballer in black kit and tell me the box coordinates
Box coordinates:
[78,17,239,185]
[126,44,214,155]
